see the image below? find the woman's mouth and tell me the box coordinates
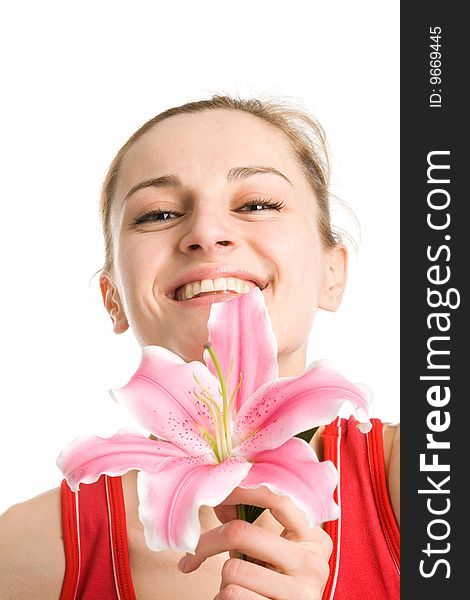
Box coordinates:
[175,277,258,301]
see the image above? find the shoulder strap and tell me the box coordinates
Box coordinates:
[322,417,341,600]
[59,475,136,600]
[106,476,137,600]
[322,417,400,600]
[367,420,400,569]
[60,479,80,600]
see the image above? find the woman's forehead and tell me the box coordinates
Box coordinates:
[116,110,304,198]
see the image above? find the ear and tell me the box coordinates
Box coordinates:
[99,273,129,334]
[319,243,348,312]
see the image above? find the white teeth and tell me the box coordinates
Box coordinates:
[213,278,228,292]
[177,277,258,300]
[200,279,214,293]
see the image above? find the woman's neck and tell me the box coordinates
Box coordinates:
[277,342,308,377]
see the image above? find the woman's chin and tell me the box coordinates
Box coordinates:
[174,344,206,364]
[165,330,209,364]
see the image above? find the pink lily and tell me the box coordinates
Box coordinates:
[57,288,371,553]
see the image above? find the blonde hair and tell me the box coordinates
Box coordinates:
[99,95,340,274]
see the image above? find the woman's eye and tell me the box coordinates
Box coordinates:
[133,210,181,225]
[238,197,285,212]
[133,197,284,225]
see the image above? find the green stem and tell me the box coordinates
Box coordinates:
[236,504,248,561]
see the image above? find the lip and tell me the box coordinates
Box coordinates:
[166,266,269,301]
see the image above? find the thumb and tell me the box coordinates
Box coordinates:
[213,503,238,524]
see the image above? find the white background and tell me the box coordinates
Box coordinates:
[0,1,399,513]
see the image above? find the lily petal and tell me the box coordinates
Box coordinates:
[233,363,371,456]
[111,346,222,456]
[238,437,339,526]
[204,288,278,413]
[56,429,189,491]
[137,455,252,553]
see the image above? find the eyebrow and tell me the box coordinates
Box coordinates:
[123,165,292,203]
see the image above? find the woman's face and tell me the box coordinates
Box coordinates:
[103,109,346,370]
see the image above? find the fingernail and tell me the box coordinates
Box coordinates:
[178,555,189,572]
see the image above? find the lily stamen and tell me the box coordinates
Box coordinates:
[204,342,235,455]
[229,373,243,412]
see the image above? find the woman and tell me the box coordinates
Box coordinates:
[0,95,400,599]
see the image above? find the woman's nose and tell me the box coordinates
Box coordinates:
[178,206,237,255]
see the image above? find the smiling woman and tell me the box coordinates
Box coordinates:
[99,97,345,376]
[0,95,399,600]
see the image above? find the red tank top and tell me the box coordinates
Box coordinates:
[322,417,400,599]
[59,417,399,599]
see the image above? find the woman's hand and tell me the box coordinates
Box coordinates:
[177,486,333,600]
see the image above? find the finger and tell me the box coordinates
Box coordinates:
[219,557,315,600]
[282,525,334,560]
[213,585,266,600]
[213,502,238,524]
[178,519,324,575]
[216,485,312,538]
